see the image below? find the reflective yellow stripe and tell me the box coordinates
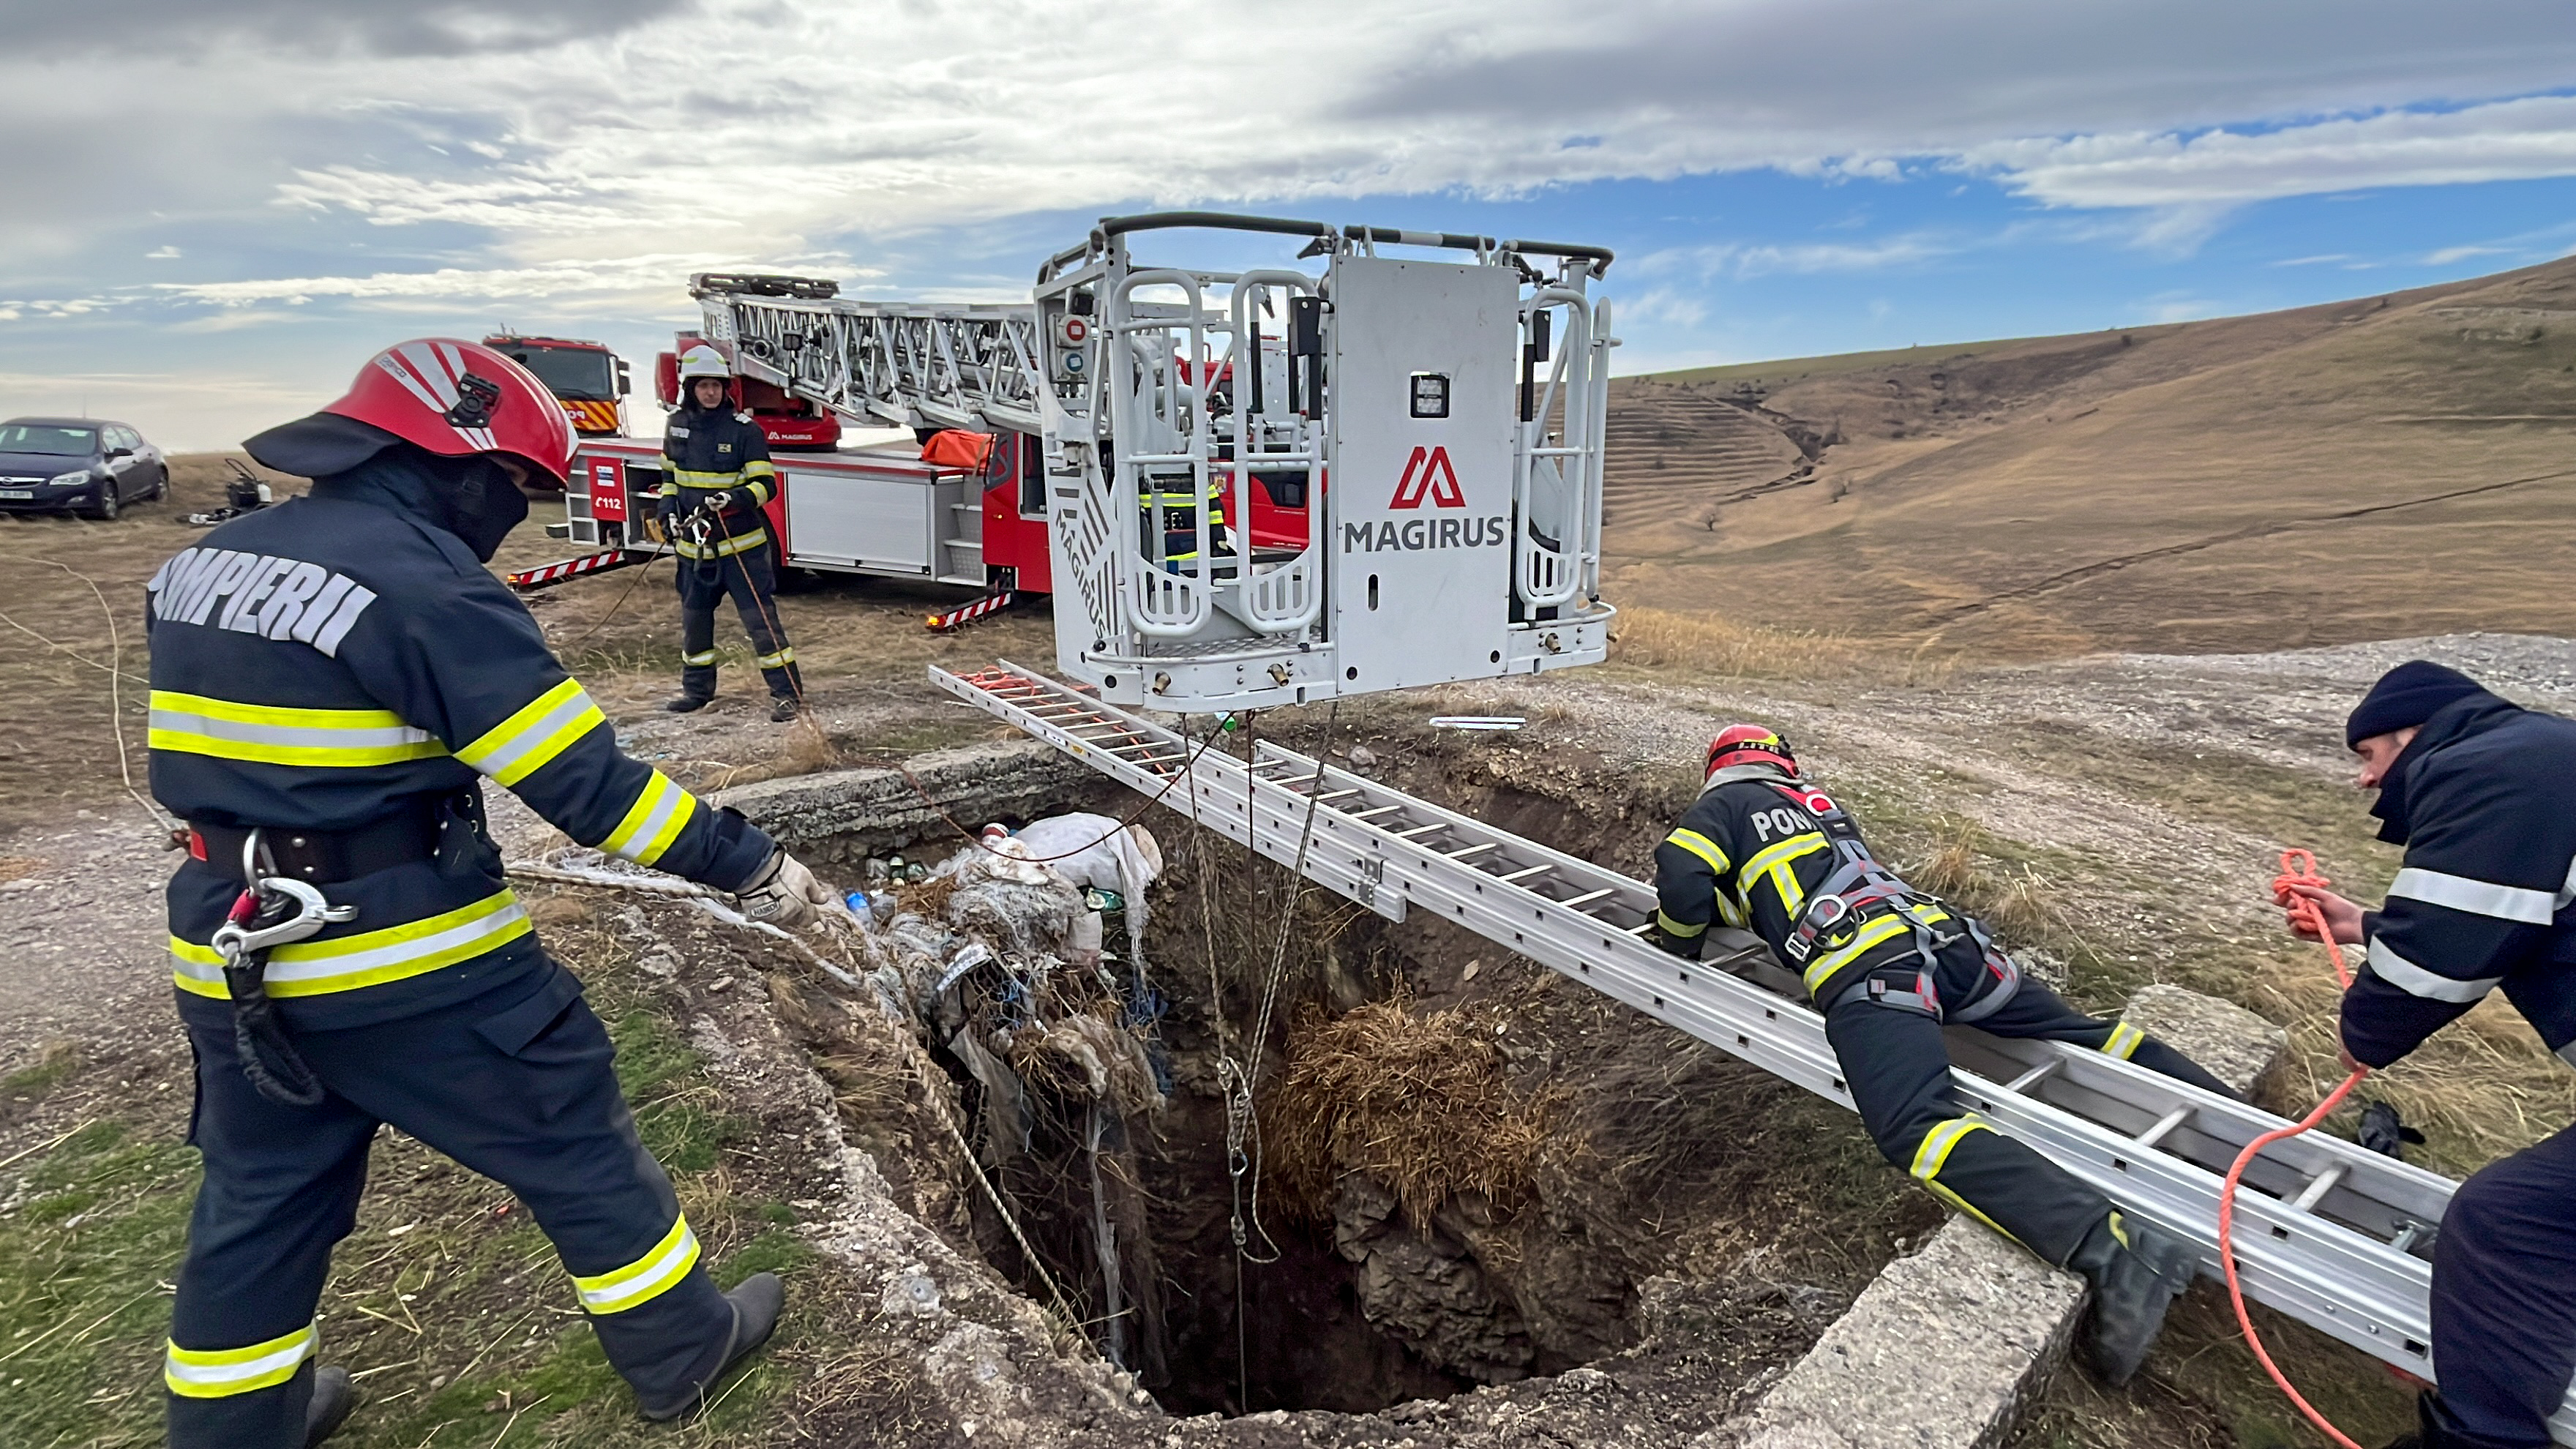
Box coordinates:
[457,678,605,787]
[670,468,746,489]
[147,691,446,768]
[755,647,795,670]
[572,1214,701,1314]
[673,528,769,559]
[1654,909,1706,939]
[171,937,227,998]
[1801,912,1916,992]
[682,649,718,667]
[1908,1114,2022,1244]
[598,771,697,868]
[1735,832,1827,919]
[740,460,776,480]
[742,477,775,506]
[2101,1022,2146,1060]
[1663,828,1730,875]
[165,1323,318,1399]
[168,890,532,998]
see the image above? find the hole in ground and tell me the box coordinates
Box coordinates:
[773,727,1923,1423]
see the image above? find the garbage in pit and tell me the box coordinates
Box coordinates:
[843,813,1174,1371]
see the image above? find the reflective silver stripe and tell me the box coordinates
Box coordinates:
[165,1323,318,1399]
[2388,867,2558,925]
[2365,937,2501,1003]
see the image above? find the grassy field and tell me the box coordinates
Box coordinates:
[1606,254,2576,659]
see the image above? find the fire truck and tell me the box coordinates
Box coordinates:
[520,212,1619,698]
[482,333,632,438]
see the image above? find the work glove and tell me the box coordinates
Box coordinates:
[736,848,836,930]
[716,484,765,515]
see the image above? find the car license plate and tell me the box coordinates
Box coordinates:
[0,490,33,500]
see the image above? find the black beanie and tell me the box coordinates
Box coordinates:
[2346,660,2485,747]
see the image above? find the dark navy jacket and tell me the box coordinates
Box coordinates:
[1652,769,1955,1006]
[2341,692,2576,1069]
[659,405,776,561]
[144,457,775,1030]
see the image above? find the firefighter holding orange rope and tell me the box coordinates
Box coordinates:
[2277,661,2576,1449]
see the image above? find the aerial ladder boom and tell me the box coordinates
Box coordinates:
[692,273,1049,436]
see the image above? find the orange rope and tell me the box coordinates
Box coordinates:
[2220,847,2370,1449]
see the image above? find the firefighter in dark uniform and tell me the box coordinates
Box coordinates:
[147,339,840,1447]
[662,344,800,722]
[1649,725,2236,1385]
[1140,466,1231,571]
[2276,662,2576,1449]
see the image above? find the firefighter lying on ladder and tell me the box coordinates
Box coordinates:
[662,345,801,722]
[1649,726,2239,1385]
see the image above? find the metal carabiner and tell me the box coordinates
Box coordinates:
[211,875,359,967]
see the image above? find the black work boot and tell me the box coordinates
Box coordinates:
[637,1273,786,1423]
[768,695,799,723]
[664,691,714,714]
[304,1364,355,1446]
[2067,1211,2196,1386]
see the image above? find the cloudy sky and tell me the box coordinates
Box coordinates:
[5,0,2576,449]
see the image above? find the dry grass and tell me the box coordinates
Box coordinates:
[1607,604,1958,686]
[1265,995,1558,1227]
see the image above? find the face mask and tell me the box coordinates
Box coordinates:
[420,452,531,561]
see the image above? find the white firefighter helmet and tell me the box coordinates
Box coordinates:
[676,343,732,382]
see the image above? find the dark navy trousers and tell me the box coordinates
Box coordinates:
[674,540,799,701]
[2428,1120,2576,1448]
[1824,947,2238,1268]
[166,962,733,1448]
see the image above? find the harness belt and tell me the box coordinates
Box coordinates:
[189,801,447,885]
[1770,782,2021,1023]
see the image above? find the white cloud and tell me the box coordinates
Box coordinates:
[146,245,182,260]
[2425,243,2515,265]
[1969,94,2576,210]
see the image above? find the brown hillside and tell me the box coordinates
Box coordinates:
[1606,256,2576,656]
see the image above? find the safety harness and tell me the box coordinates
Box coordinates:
[1764,782,2021,1023]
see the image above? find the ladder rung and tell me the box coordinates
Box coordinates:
[1347,805,1403,821]
[1495,864,1554,883]
[1391,823,1446,841]
[2133,1105,2192,1150]
[2003,1058,2064,1094]
[1443,842,1499,862]
[1557,888,1614,910]
[1251,757,1295,773]
[2291,1164,2349,1213]
[1314,790,1362,803]
[1622,921,1656,936]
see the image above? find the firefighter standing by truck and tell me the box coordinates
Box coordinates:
[662,344,801,722]
[146,338,839,1447]
[1648,725,2238,1386]
[2276,662,2576,1449]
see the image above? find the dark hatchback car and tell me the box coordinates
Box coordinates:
[0,417,168,519]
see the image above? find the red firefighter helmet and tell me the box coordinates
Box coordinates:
[1706,724,1797,779]
[248,338,577,484]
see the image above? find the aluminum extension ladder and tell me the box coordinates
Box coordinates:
[932,661,2576,1440]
